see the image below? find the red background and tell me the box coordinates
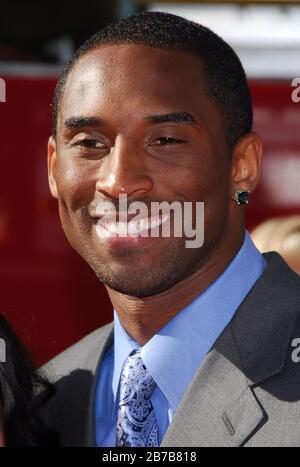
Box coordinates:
[0,76,299,365]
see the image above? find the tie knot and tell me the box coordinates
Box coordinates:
[119,350,157,405]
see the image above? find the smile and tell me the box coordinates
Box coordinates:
[96,213,171,238]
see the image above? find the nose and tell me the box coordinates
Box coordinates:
[95,138,153,199]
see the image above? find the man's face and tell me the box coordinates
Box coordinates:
[49,44,233,297]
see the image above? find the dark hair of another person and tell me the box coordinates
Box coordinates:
[51,11,253,152]
[0,314,58,446]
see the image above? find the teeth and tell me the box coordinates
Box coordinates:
[97,214,170,237]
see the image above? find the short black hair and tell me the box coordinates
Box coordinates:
[51,11,253,151]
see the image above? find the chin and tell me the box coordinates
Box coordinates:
[94,265,181,297]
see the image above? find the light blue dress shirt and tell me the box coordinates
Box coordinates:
[95,231,267,446]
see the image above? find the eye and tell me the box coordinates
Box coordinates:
[154,137,185,146]
[78,139,106,149]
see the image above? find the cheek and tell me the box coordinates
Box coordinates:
[55,157,97,211]
[163,157,228,203]
[165,160,230,237]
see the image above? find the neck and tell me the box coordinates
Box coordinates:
[106,228,245,346]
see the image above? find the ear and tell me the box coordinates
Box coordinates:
[230,132,263,196]
[48,135,58,199]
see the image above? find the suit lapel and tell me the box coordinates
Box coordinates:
[85,324,114,447]
[161,325,265,447]
[162,252,300,447]
[230,252,300,384]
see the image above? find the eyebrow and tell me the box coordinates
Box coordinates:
[64,116,103,129]
[145,112,197,125]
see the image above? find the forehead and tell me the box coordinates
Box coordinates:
[68,43,205,87]
[60,43,221,132]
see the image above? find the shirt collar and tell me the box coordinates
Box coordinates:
[112,231,266,411]
[112,313,139,401]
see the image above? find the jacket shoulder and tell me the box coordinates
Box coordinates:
[40,321,114,383]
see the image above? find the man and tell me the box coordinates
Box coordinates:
[43,11,300,447]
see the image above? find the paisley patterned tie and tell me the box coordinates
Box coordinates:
[116,349,160,447]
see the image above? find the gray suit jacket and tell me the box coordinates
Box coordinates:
[41,252,300,447]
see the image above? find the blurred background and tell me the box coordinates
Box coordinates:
[0,0,299,365]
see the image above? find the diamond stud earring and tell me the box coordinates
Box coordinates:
[234,190,250,205]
